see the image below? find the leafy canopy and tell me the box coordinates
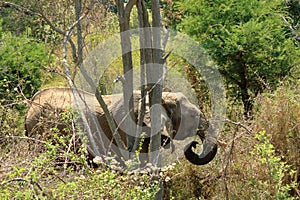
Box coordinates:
[176,0,300,114]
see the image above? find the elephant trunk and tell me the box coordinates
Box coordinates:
[184,138,218,165]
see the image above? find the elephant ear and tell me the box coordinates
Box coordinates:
[161,93,177,109]
[161,93,181,134]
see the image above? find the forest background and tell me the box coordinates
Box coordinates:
[0,0,299,199]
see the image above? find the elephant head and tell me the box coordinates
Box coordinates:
[160,92,218,165]
[161,92,208,139]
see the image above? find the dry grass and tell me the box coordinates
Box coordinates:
[253,85,299,174]
[162,82,299,199]
[0,82,299,199]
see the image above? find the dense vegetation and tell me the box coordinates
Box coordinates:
[174,0,299,118]
[0,31,50,107]
[1,0,299,199]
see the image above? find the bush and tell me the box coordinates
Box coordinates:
[253,82,299,179]
[0,106,160,199]
[250,131,298,199]
[0,32,50,106]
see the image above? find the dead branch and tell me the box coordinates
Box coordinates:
[61,3,127,161]
[224,119,253,134]
[0,135,46,144]
[281,16,300,43]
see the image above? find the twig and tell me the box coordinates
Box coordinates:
[224,119,253,134]
[51,172,67,184]
[1,177,27,186]
[222,124,238,200]
[281,16,300,42]
[1,177,45,199]
[221,118,254,199]
[63,119,77,175]
[0,135,46,144]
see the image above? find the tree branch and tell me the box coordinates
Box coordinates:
[125,0,136,18]
[224,119,253,134]
[116,0,136,153]
[0,1,94,62]
[281,16,300,42]
[0,135,46,144]
[0,1,66,34]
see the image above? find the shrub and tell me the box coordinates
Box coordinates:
[0,32,50,106]
[0,104,160,199]
[254,84,299,172]
[250,131,298,199]
[253,82,300,197]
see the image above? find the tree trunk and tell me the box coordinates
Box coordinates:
[136,0,164,166]
[149,0,163,166]
[116,0,136,152]
[75,0,83,64]
[134,0,149,152]
[239,62,253,119]
[73,0,83,81]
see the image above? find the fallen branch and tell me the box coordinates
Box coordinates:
[0,135,46,144]
[224,119,253,134]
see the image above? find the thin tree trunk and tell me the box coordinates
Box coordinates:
[134,0,148,152]
[75,0,83,65]
[239,62,253,119]
[149,0,163,166]
[116,0,136,153]
[73,0,83,81]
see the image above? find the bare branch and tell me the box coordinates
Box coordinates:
[1,177,28,186]
[281,16,300,42]
[0,135,46,144]
[224,119,253,134]
[125,0,136,18]
[0,1,36,15]
[0,1,65,34]
[0,1,95,62]
[62,18,127,161]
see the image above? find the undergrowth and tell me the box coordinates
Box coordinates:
[0,82,299,199]
[0,106,159,199]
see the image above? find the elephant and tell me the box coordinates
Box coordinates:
[25,88,171,155]
[25,87,218,166]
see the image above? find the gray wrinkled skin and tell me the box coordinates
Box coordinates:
[25,87,213,165]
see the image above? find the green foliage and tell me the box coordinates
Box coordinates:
[50,170,159,199]
[284,0,300,27]
[0,106,160,199]
[0,31,49,105]
[0,136,159,199]
[175,0,300,115]
[250,131,297,199]
[253,80,300,191]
